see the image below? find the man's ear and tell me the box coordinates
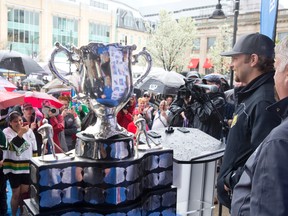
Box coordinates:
[285,64,288,74]
[250,54,259,67]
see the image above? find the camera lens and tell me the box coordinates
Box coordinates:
[50,108,56,113]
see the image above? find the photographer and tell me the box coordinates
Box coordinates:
[58,96,79,151]
[169,86,194,127]
[190,74,226,140]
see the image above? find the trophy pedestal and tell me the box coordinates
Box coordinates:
[23,149,177,215]
[75,133,135,160]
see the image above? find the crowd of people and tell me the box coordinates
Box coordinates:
[0,32,288,216]
[0,92,88,216]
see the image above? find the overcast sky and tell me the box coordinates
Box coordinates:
[118,0,182,9]
[118,0,288,10]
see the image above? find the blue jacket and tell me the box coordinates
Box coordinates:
[217,71,281,209]
[231,96,288,216]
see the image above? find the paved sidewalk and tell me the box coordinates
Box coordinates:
[214,204,230,216]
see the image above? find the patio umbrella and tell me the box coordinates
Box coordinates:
[22,77,45,86]
[0,91,25,109]
[0,68,27,77]
[24,91,63,109]
[42,74,78,90]
[47,87,72,95]
[0,50,45,75]
[0,76,17,92]
[135,71,185,95]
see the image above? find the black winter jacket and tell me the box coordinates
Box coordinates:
[191,92,226,140]
[217,71,281,209]
[231,97,288,216]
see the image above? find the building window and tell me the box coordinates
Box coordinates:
[7,8,40,56]
[124,14,134,28]
[90,0,108,10]
[89,22,110,43]
[52,16,78,49]
[192,38,200,53]
[278,32,288,41]
[207,37,216,51]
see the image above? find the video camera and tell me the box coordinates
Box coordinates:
[42,106,60,117]
[177,79,205,102]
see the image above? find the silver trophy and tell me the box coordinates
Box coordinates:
[49,42,152,160]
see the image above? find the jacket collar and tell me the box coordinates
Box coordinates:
[267,97,288,120]
[237,71,275,103]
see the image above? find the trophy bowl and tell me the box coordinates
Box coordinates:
[49,42,152,160]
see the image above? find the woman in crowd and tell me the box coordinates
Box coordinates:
[21,103,42,156]
[117,96,136,129]
[127,109,149,134]
[152,100,170,130]
[1,111,37,216]
[135,97,153,128]
[143,92,156,129]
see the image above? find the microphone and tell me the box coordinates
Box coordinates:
[195,84,219,93]
[165,106,186,134]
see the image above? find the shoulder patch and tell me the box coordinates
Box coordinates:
[231,114,238,128]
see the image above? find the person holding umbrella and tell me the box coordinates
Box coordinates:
[1,111,37,216]
[16,79,23,90]
[21,103,42,156]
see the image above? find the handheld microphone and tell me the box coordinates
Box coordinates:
[195,84,219,93]
[165,106,185,134]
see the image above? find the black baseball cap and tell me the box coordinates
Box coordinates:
[221,33,275,58]
[202,74,221,85]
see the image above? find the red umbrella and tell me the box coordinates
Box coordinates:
[0,76,17,92]
[0,91,24,109]
[24,91,63,109]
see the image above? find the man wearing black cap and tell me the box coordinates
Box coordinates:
[216,33,281,209]
[231,36,288,216]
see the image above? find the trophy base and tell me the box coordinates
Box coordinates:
[75,133,134,160]
[138,144,163,151]
[38,153,75,162]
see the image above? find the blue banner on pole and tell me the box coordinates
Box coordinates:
[260,0,279,41]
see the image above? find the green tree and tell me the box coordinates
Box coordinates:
[145,10,196,72]
[208,24,232,75]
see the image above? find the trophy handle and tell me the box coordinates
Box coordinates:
[48,42,80,90]
[132,47,152,87]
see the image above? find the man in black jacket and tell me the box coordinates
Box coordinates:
[231,35,288,216]
[191,74,226,140]
[217,33,281,209]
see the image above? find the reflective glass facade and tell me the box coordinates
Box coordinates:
[52,16,78,49]
[7,8,40,57]
[89,23,110,43]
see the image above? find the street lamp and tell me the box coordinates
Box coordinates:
[69,30,73,74]
[230,0,240,88]
[209,0,226,19]
[120,36,127,45]
[31,36,39,59]
[210,0,240,88]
